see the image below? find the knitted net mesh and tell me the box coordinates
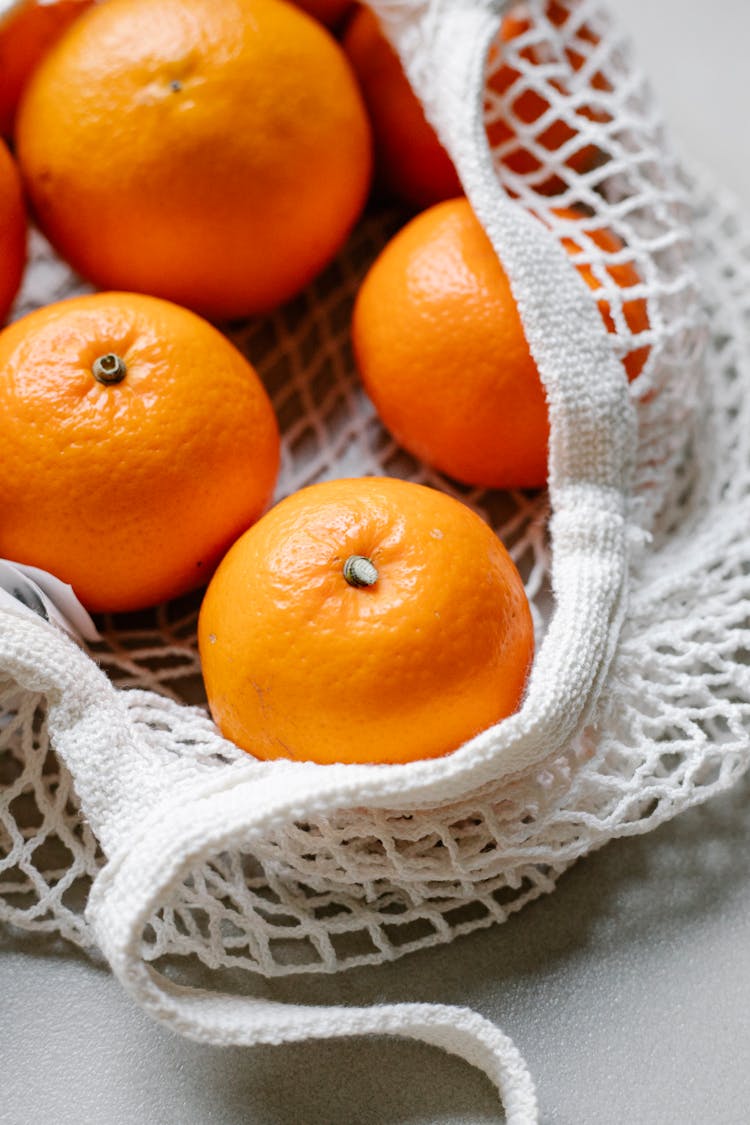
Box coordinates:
[2,0,748,978]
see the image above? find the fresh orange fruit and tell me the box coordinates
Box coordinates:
[291,0,352,28]
[0,137,26,324]
[0,292,280,612]
[485,8,606,193]
[545,0,611,92]
[16,0,372,320]
[343,7,462,210]
[199,477,533,765]
[343,5,605,209]
[0,0,95,139]
[352,198,648,491]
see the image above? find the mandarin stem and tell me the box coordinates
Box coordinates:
[343,555,378,587]
[92,353,127,385]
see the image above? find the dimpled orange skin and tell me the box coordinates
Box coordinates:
[199,477,534,765]
[0,292,280,612]
[0,138,26,323]
[343,7,462,210]
[0,0,95,139]
[15,0,372,320]
[352,199,648,492]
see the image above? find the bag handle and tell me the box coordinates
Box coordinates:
[88,770,538,1123]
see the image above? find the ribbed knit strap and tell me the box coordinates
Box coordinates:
[0,609,201,851]
[134,986,539,1125]
[360,0,637,787]
[86,771,535,1123]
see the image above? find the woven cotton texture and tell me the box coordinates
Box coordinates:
[1,0,748,1116]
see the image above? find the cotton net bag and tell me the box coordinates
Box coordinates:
[2,0,749,1119]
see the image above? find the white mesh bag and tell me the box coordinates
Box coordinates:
[2,0,749,1119]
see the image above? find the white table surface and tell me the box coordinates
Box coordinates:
[3,2,750,1123]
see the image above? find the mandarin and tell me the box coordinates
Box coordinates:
[0,0,95,139]
[0,138,26,324]
[485,8,606,194]
[352,198,648,491]
[343,7,462,209]
[16,0,372,320]
[199,477,533,765]
[0,292,280,612]
[343,5,605,210]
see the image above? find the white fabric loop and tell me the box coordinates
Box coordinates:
[88,777,539,1122]
[129,976,540,1124]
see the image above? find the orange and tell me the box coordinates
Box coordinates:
[199,477,534,765]
[0,0,95,139]
[0,137,26,324]
[0,291,280,612]
[352,198,648,491]
[343,6,605,210]
[485,8,606,193]
[343,7,462,210]
[291,0,352,28]
[545,0,611,92]
[15,0,372,320]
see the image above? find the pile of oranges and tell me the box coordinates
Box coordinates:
[0,0,645,766]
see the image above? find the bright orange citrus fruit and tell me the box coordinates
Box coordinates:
[343,7,462,210]
[0,292,280,612]
[0,137,26,324]
[199,477,534,765]
[485,8,606,194]
[343,5,606,209]
[0,0,95,139]
[15,0,372,320]
[352,198,648,491]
